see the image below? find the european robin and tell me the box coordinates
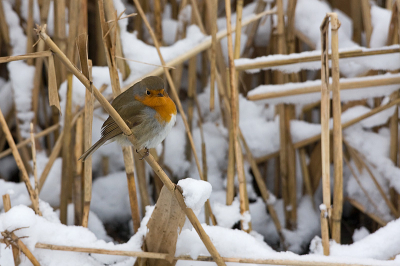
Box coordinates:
[79,76,177,161]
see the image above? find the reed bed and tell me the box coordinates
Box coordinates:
[0,0,400,265]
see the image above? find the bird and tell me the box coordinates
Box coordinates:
[79,76,177,161]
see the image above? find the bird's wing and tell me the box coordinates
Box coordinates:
[101,100,146,139]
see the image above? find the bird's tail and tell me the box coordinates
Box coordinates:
[79,137,108,161]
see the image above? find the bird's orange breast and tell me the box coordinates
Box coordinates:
[135,94,177,124]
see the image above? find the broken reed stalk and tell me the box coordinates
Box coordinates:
[320,15,331,256]
[239,130,285,246]
[98,0,141,233]
[0,51,52,64]
[132,0,206,183]
[207,0,217,111]
[35,25,226,266]
[345,197,387,227]
[30,123,40,213]
[0,106,41,215]
[329,13,343,244]
[224,0,251,232]
[2,194,41,266]
[122,8,277,91]
[0,124,60,159]
[2,194,21,266]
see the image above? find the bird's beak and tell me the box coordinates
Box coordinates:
[157,93,164,97]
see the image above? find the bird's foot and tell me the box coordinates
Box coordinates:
[139,148,149,160]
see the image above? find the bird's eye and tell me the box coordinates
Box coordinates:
[146,90,150,95]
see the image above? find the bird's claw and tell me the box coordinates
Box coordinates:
[138,148,149,160]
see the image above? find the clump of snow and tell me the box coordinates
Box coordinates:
[178,178,212,212]
[213,199,241,228]
[352,227,370,242]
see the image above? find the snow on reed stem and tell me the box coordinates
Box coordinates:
[2,194,40,266]
[224,0,251,232]
[98,0,141,232]
[329,13,344,244]
[0,106,41,215]
[320,15,331,256]
[36,24,226,266]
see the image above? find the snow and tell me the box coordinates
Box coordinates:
[248,73,400,105]
[352,227,370,242]
[178,178,212,212]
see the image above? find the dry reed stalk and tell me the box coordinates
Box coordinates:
[320,16,331,255]
[239,130,286,245]
[35,242,172,260]
[133,151,151,215]
[82,53,93,227]
[226,122,235,205]
[360,0,372,47]
[79,0,88,35]
[2,195,41,266]
[185,53,196,162]
[103,0,130,80]
[98,1,141,230]
[132,0,206,183]
[351,0,362,44]
[122,8,277,91]
[345,197,388,227]
[236,47,400,72]
[206,0,217,111]
[234,0,244,60]
[59,74,74,224]
[66,0,80,64]
[346,144,400,218]
[153,0,163,44]
[389,91,399,209]
[224,0,251,232]
[247,74,400,101]
[36,26,226,266]
[241,0,267,57]
[0,51,52,64]
[30,123,40,214]
[54,0,67,84]
[298,148,315,209]
[32,40,46,127]
[286,0,297,55]
[48,53,62,114]
[342,153,382,216]
[74,115,84,225]
[0,0,11,55]
[329,13,343,244]
[2,194,21,265]
[38,130,64,191]
[123,147,141,233]
[194,95,217,226]
[25,0,34,63]
[0,124,60,159]
[0,107,41,215]
[285,105,297,230]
